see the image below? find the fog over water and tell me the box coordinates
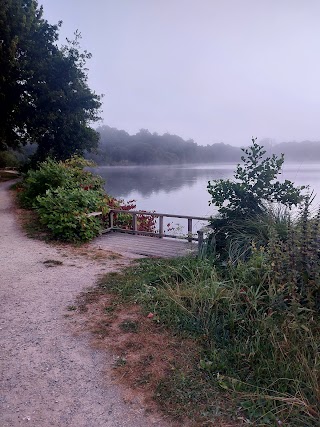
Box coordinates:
[93,164,320,220]
[40,0,320,146]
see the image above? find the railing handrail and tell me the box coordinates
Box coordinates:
[109,209,209,222]
[88,208,212,246]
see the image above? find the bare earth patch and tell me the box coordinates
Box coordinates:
[70,290,241,427]
[75,293,196,393]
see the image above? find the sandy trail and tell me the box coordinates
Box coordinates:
[0,181,170,427]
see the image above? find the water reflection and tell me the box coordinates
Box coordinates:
[91,163,320,220]
[90,164,235,198]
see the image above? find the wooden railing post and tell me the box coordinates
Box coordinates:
[132,213,137,234]
[197,229,204,254]
[159,215,164,238]
[104,209,210,242]
[188,218,192,242]
[109,211,114,229]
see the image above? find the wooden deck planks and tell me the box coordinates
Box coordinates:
[92,232,197,258]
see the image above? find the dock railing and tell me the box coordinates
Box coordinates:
[89,209,212,244]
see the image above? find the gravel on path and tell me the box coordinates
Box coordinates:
[0,180,171,427]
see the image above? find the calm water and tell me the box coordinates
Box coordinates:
[91,163,320,233]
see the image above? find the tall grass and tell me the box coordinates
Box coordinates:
[99,199,320,426]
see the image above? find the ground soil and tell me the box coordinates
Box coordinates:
[70,291,201,423]
[0,180,174,427]
[72,289,241,427]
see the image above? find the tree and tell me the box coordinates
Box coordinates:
[207,139,305,219]
[0,0,101,162]
[206,139,306,258]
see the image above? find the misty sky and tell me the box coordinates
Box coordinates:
[39,0,320,146]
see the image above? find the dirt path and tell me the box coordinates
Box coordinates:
[0,181,171,427]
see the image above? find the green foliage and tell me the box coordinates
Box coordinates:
[18,156,105,241]
[206,140,306,259]
[207,139,305,219]
[0,0,101,161]
[18,159,72,208]
[18,156,104,208]
[36,187,102,242]
[0,151,19,168]
[209,206,292,263]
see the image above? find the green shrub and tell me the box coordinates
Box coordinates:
[208,139,305,219]
[207,140,305,259]
[36,187,103,242]
[18,159,72,208]
[17,156,108,241]
[63,156,105,192]
[18,156,105,208]
[0,150,19,168]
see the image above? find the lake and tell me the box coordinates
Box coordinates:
[91,163,320,233]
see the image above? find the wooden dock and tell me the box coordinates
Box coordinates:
[88,209,211,258]
[92,233,197,258]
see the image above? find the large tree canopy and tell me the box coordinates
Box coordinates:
[0,0,101,162]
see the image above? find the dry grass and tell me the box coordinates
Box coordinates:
[69,288,241,427]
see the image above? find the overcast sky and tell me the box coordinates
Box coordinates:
[39,0,320,146]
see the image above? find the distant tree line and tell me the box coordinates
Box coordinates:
[89,126,320,165]
[89,126,241,165]
[267,141,320,162]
